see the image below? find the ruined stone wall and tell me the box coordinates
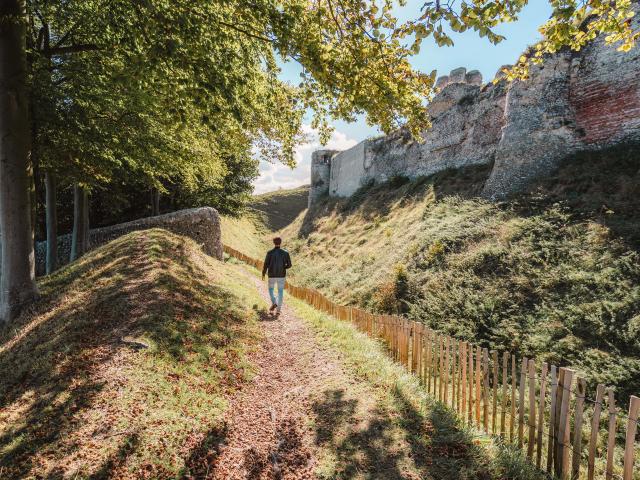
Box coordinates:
[309,150,337,207]
[569,30,640,145]
[326,69,507,198]
[484,16,640,198]
[311,8,640,203]
[36,207,223,276]
[329,141,370,197]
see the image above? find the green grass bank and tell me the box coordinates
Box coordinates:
[0,229,265,479]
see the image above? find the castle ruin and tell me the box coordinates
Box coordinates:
[309,12,640,204]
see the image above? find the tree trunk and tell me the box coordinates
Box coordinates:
[70,184,89,261]
[0,0,39,323]
[45,171,58,273]
[150,187,160,216]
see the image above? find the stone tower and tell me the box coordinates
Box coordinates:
[308,150,338,208]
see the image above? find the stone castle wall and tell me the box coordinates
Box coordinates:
[36,207,223,276]
[309,150,336,207]
[310,10,640,203]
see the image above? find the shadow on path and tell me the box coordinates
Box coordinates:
[311,385,494,480]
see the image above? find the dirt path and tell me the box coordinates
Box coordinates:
[209,269,437,480]
[209,273,357,479]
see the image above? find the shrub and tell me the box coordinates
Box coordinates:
[372,263,411,314]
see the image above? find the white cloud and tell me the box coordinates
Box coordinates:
[253,125,358,194]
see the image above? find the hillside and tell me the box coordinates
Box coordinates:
[238,151,640,399]
[220,186,309,258]
[0,229,264,478]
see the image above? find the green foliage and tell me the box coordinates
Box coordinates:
[169,152,259,217]
[404,1,639,80]
[22,0,640,219]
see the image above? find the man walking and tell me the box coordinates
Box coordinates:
[262,237,292,315]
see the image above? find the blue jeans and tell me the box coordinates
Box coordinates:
[268,277,285,309]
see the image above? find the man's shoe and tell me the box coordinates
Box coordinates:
[276,308,282,316]
[269,304,277,312]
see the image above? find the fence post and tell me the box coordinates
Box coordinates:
[536,363,548,468]
[511,355,517,444]
[419,325,426,384]
[475,346,482,425]
[571,377,586,480]
[519,357,528,449]
[622,395,639,480]
[501,351,509,438]
[444,337,451,406]
[556,367,574,480]
[492,350,499,434]
[483,348,490,431]
[461,342,467,420]
[587,384,605,480]
[468,344,475,425]
[452,340,458,410]
[605,389,617,480]
[527,359,536,459]
[426,330,433,393]
[455,341,462,413]
[438,335,444,402]
[548,365,558,473]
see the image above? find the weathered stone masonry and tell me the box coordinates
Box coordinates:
[310,11,640,203]
[35,207,223,276]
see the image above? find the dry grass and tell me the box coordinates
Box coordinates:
[221,186,309,261]
[0,229,265,479]
[251,186,310,232]
[221,211,270,259]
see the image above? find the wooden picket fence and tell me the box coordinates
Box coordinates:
[223,244,639,480]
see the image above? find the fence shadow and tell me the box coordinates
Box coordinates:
[311,387,498,479]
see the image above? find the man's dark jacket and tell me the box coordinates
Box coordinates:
[262,247,292,278]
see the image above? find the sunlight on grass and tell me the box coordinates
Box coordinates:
[287,295,546,480]
[276,159,640,400]
[0,229,266,478]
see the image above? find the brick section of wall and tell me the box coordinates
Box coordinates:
[571,80,640,145]
[571,81,640,144]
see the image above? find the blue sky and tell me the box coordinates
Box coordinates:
[254,1,553,194]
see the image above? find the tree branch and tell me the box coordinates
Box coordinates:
[45,44,99,55]
[217,20,274,44]
[326,0,345,39]
[52,26,75,49]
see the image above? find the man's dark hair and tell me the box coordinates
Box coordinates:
[273,237,282,246]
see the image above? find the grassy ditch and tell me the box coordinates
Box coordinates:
[279,153,640,399]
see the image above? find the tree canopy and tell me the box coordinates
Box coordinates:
[26,0,640,184]
[404,0,639,80]
[1,0,638,322]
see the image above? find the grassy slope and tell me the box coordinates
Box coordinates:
[286,293,545,480]
[0,229,266,479]
[220,211,269,259]
[250,186,310,231]
[277,152,640,399]
[220,186,309,258]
